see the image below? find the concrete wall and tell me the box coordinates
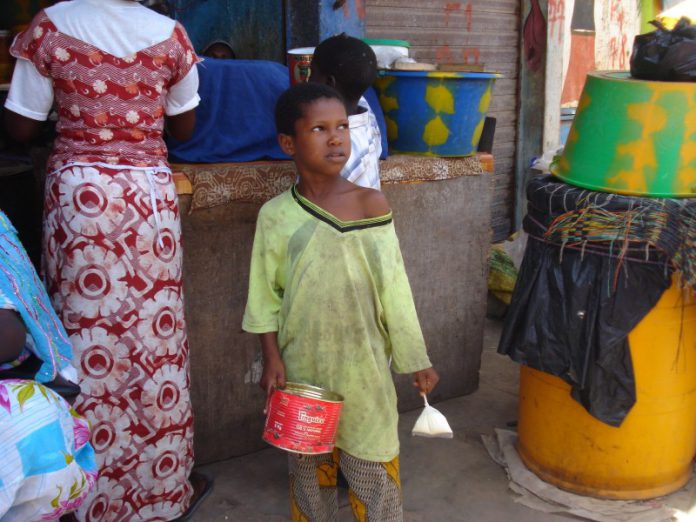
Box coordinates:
[180,173,492,465]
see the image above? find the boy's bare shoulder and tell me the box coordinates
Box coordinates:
[356,187,391,218]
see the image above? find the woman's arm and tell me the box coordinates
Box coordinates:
[164,108,196,142]
[4,109,44,143]
[0,309,27,365]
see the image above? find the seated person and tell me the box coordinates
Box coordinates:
[0,210,97,521]
[311,34,383,190]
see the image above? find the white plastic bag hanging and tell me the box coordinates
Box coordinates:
[411,394,453,439]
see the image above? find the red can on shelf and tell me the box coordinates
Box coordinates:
[287,47,314,86]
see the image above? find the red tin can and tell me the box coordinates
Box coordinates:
[263,382,344,454]
[287,47,315,86]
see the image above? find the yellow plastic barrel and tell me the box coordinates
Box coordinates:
[517,278,696,499]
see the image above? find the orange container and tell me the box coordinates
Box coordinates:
[263,382,343,454]
[517,277,696,499]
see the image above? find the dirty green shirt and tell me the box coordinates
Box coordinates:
[242,187,432,462]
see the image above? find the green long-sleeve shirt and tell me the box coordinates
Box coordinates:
[243,187,431,461]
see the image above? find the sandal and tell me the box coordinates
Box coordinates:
[172,470,214,521]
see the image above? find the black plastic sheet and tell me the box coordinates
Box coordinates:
[498,176,674,426]
[630,17,696,82]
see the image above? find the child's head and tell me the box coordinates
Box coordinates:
[201,40,236,59]
[275,82,345,136]
[310,34,377,103]
[275,83,350,175]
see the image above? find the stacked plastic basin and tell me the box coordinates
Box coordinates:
[517,71,696,499]
[373,70,501,157]
[553,71,696,197]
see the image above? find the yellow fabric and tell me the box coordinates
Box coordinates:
[488,245,518,305]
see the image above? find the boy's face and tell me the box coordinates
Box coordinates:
[279,98,350,177]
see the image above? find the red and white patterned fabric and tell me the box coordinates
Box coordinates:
[11,11,198,522]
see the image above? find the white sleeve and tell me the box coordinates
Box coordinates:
[370,109,383,160]
[4,59,54,121]
[165,65,200,116]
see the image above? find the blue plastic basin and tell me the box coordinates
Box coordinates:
[374,70,500,157]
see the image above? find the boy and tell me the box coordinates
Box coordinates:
[311,34,383,190]
[242,83,438,522]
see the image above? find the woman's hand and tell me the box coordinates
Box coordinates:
[413,367,439,395]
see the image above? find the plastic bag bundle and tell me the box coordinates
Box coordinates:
[630,17,696,82]
[411,394,453,439]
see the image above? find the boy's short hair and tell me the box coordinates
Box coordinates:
[275,83,345,136]
[312,34,377,101]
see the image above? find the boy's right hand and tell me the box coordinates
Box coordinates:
[260,355,286,396]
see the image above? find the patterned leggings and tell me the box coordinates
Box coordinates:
[288,449,402,522]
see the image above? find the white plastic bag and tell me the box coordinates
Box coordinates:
[411,394,453,439]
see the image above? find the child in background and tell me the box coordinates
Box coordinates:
[242,83,438,522]
[311,34,383,190]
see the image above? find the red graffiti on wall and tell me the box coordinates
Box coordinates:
[436,45,455,64]
[464,3,473,32]
[548,0,565,42]
[444,2,472,31]
[461,47,480,64]
[444,3,461,27]
[608,33,628,69]
[355,0,365,19]
[608,0,628,69]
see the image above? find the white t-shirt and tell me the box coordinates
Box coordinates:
[342,97,383,190]
[5,0,200,121]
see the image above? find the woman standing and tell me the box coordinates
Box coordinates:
[4,1,204,520]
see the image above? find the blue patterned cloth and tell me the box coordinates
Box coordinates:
[0,211,74,382]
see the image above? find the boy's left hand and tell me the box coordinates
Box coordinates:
[413,367,439,395]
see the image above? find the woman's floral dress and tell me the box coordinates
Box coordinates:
[11,11,198,521]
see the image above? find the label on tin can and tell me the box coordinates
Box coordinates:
[263,387,343,454]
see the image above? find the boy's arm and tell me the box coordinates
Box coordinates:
[379,225,433,375]
[259,331,286,395]
[413,367,440,395]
